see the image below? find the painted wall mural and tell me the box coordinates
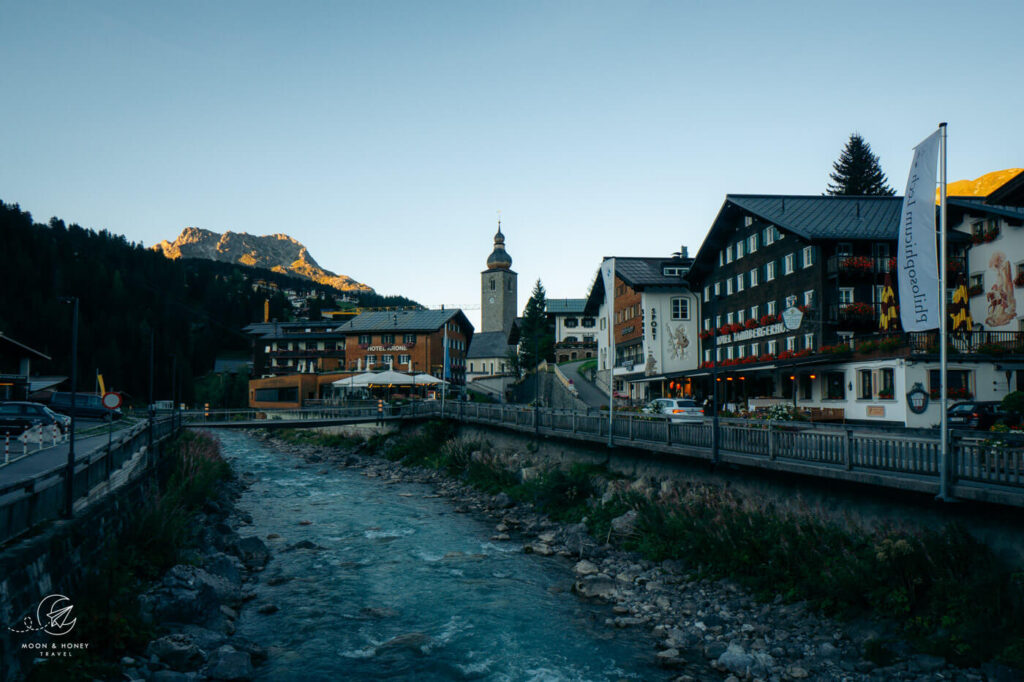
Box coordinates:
[986,251,1016,327]
[669,325,689,359]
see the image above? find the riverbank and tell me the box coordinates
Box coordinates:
[268,421,1023,682]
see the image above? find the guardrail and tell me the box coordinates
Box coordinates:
[184,402,1024,506]
[0,417,178,547]
[2,424,69,466]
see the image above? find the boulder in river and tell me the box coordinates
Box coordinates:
[610,510,638,536]
[233,536,270,569]
[374,632,431,657]
[146,633,207,671]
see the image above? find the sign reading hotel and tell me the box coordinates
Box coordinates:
[367,345,409,352]
[717,322,785,345]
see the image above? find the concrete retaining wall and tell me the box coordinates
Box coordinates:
[0,438,171,681]
[452,422,1024,569]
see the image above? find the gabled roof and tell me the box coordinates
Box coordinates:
[335,309,472,334]
[725,195,903,241]
[545,298,587,315]
[466,331,515,359]
[0,333,50,361]
[582,256,692,315]
[985,170,1024,207]
[687,194,904,286]
[947,196,1024,222]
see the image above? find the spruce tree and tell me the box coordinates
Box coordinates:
[517,279,554,370]
[826,133,895,196]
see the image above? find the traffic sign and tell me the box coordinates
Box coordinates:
[101,392,122,410]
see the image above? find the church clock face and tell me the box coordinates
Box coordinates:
[488,296,495,304]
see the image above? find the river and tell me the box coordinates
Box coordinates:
[215,430,667,681]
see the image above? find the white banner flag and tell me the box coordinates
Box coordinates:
[897,129,941,331]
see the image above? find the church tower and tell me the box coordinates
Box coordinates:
[481,222,517,334]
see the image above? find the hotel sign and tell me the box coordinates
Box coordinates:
[716,322,785,345]
[367,345,409,352]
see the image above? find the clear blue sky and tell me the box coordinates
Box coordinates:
[2,1,1022,330]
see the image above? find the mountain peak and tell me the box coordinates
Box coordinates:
[152,228,371,293]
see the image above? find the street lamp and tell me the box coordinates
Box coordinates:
[59,296,78,518]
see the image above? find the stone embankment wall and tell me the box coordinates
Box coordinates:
[451,423,1024,568]
[0,440,168,682]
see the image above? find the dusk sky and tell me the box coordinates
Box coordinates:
[3,1,1022,329]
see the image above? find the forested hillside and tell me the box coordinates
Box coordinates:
[0,200,418,404]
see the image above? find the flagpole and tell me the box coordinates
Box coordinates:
[938,122,951,501]
[607,258,616,447]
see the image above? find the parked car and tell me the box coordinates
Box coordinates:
[948,401,1005,430]
[642,398,705,423]
[47,392,121,420]
[0,401,70,436]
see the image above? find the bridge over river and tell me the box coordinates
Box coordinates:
[182,403,1024,510]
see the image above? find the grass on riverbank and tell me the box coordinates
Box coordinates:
[285,420,1024,670]
[29,430,232,681]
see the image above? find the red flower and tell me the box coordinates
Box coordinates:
[744,319,758,330]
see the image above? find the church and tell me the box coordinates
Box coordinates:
[465,223,519,396]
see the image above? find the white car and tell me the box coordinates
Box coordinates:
[643,398,705,423]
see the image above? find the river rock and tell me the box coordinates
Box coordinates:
[572,576,618,600]
[257,603,279,615]
[177,625,228,651]
[526,542,554,556]
[204,553,245,585]
[715,642,773,678]
[234,536,270,569]
[284,539,324,551]
[165,564,242,604]
[492,492,514,508]
[205,646,254,680]
[573,559,599,576]
[146,634,207,671]
[610,510,638,536]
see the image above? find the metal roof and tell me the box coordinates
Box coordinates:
[545,298,587,315]
[947,197,1024,222]
[613,257,694,288]
[725,195,904,241]
[467,331,515,359]
[334,309,469,333]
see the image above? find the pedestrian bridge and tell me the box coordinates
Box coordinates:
[181,403,1024,509]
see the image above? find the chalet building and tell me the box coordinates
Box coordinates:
[335,309,473,386]
[685,190,1024,427]
[466,225,518,391]
[243,321,347,377]
[584,252,699,403]
[546,299,597,363]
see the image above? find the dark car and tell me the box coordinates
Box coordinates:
[948,401,1005,430]
[0,401,70,436]
[47,392,121,420]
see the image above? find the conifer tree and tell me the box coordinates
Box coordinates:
[517,279,554,370]
[826,133,895,196]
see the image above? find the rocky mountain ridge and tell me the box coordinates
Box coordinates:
[153,227,372,292]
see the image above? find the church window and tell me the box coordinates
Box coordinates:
[490,280,495,290]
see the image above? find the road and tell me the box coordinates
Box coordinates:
[0,420,141,489]
[559,360,608,409]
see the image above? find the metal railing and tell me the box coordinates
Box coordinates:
[182,402,1024,505]
[0,417,178,547]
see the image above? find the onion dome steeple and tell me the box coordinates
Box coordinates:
[486,219,513,270]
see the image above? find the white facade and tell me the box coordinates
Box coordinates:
[757,358,1015,428]
[954,213,1024,333]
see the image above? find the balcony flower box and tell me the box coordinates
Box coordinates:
[839,256,875,275]
[930,387,973,400]
[699,330,714,340]
[878,390,894,400]
[741,356,758,364]
[971,227,999,244]
[757,353,775,363]
[718,325,732,336]
[700,360,715,369]
[821,343,853,356]
[839,302,876,321]
[744,319,759,330]
[759,314,780,327]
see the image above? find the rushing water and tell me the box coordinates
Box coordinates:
[215,431,667,681]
